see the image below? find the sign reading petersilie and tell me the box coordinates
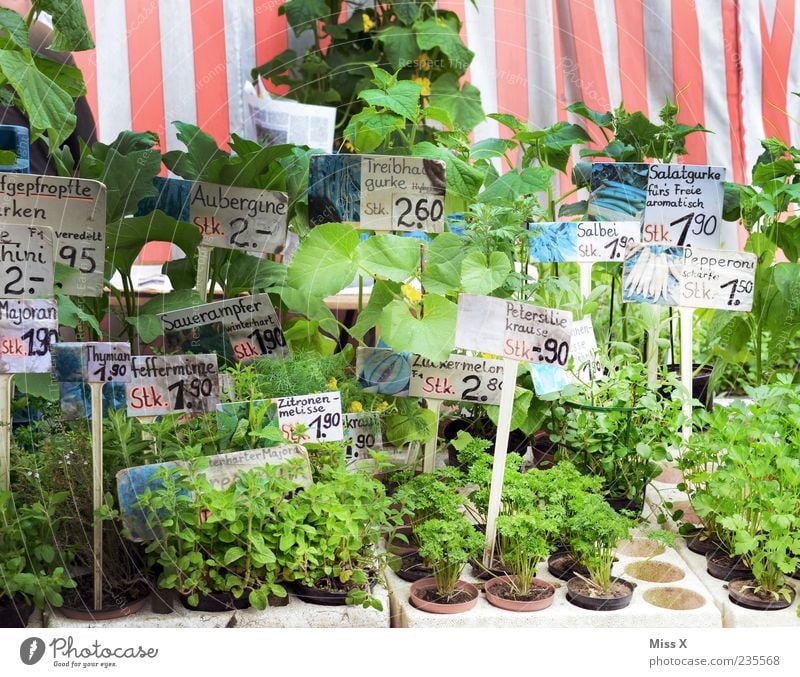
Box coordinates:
[455,294,573,366]
[641,164,725,249]
[0,173,106,296]
[408,353,503,404]
[622,243,756,311]
[126,354,219,416]
[159,294,289,362]
[190,182,288,254]
[308,154,446,232]
[0,225,54,298]
[0,299,58,373]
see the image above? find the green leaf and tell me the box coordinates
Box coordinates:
[344,109,404,152]
[412,141,484,204]
[485,384,534,432]
[379,293,456,361]
[349,280,399,341]
[394,1,421,24]
[32,0,94,51]
[377,25,419,70]
[34,56,86,98]
[414,17,474,71]
[477,167,553,204]
[222,252,287,297]
[460,250,511,295]
[470,137,516,161]
[357,234,419,281]
[0,150,15,165]
[106,211,202,277]
[162,257,196,291]
[283,318,337,356]
[287,222,359,298]
[420,232,465,294]
[57,293,102,334]
[360,80,422,121]
[0,47,75,145]
[126,289,204,344]
[280,0,329,36]
[13,373,59,402]
[0,8,29,49]
[423,106,455,130]
[223,546,246,566]
[163,122,229,182]
[488,113,525,134]
[566,101,614,128]
[429,74,484,132]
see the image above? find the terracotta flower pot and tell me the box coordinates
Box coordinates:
[483,576,555,612]
[727,579,796,611]
[409,577,479,614]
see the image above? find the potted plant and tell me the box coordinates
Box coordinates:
[0,491,75,627]
[409,517,484,614]
[484,512,559,612]
[566,493,635,610]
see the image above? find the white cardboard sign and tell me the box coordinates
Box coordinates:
[528,318,600,395]
[190,182,288,254]
[455,294,573,366]
[0,224,54,298]
[126,354,220,417]
[642,164,725,249]
[51,342,131,383]
[275,391,344,443]
[408,353,503,404]
[0,173,106,295]
[528,221,641,263]
[0,299,58,373]
[622,243,756,311]
[343,412,384,464]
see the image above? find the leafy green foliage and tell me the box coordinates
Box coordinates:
[416,517,484,598]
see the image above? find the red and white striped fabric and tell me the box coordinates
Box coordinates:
[77,1,800,257]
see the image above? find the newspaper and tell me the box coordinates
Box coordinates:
[244,81,336,152]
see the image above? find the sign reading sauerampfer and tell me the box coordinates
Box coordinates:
[408,354,503,404]
[455,293,573,366]
[622,243,756,311]
[159,294,290,362]
[190,182,288,254]
[308,154,447,232]
[0,173,106,296]
[0,299,58,373]
[528,221,641,263]
[0,224,55,298]
[125,354,219,417]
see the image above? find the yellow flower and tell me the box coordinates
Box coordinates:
[362,13,374,32]
[375,400,389,412]
[327,377,337,390]
[349,401,364,413]
[411,75,431,97]
[401,283,422,303]
[417,52,432,72]
[342,139,355,152]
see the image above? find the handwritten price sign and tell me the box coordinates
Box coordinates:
[0,299,58,373]
[343,412,384,463]
[455,294,573,367]
[125,354,220,417]
[0,225,55,299]
[190,182,288,254]
[275,391,344,443]
[622,243,756,311]
[408,353,503,404]
[52,342,131,383]
[528,221,641,263]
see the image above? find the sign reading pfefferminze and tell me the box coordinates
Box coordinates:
[0,299,58,373]
[455,294,573,366]
[125,354,219,417]
[0,173,106,295]
[408,353,503,404]
[622,243,756,311]
[275,391,344,443]
[642,164,725,249]
[0,225,54,298]
[159,294,290,362]
[190,182,288,254]
[51,342,131,383]
[528,221,641,263]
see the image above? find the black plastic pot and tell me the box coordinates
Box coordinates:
[179,590,251,612]
[547,551,590,582]
[566,577,635,611]
[664,364,714,411]
[727,579,796,611]
[604,493,644,516]
[0,598,33,628]
[291,578,374,606]
[685,530,721,556]
[396,552,433,583]
[705,552,751,582]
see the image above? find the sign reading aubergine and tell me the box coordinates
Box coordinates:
[308,154,447,232]
[159,294,290,363]
[0,173,106,295]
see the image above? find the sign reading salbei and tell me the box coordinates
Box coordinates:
[455,294,573,366]
[0,173,106,296]
[126,354,219,417]
[528,221,641,263]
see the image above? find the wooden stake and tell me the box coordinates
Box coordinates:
[90,381,104,611]
[196,245,212,300]
[679,307,694,444]
[0,374,12,491]
[578,261,592,300]
[422,399,441,473]
[482,358,517,568]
